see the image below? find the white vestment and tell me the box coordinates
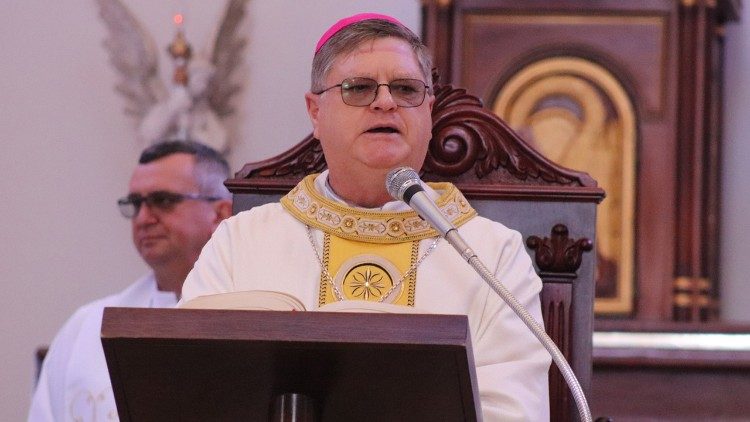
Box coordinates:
[180,172,551,421]
[28,274,177,422]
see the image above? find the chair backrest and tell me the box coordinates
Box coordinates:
[225,72,604,422]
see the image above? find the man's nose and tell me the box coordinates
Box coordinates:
[132,202,158,225]
[370,84,398,110]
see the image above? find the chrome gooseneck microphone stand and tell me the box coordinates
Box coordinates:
[386,167,592,422]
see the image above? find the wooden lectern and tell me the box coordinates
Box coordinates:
[101,307,482,421]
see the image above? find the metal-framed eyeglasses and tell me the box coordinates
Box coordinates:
[313,77,430,107]
[117,191,221,219]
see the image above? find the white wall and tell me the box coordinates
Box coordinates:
[722,8,750,323]
[0,1,747,420]
[0,1,419,420]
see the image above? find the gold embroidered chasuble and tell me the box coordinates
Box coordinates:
[280,175,477,307]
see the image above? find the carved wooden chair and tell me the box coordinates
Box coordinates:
[226,73,604,422]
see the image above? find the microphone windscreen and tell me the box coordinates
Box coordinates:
[385,167,421,201]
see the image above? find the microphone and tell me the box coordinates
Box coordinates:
[385,167,454,236]
[386,167,479,262]
[384,166,593,422]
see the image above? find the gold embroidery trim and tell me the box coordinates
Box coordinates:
[281,174,477,243]
[407,240,419,306]
[318,233,331,306]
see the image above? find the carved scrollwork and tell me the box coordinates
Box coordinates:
[426,82,484,176]
[526,224,593,274]
[234,133,327,180]
[424,69,584,185]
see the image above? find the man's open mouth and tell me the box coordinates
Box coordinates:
[366,126,400,134]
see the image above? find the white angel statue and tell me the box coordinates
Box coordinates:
[96,0,248,153]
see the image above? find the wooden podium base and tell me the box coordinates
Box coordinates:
[271,393,317,422]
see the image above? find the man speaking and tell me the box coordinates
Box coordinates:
[180,14,550,420]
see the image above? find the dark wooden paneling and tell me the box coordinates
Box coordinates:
[591,367,750,420]
[592,321,750,419]
[422,0,739,324]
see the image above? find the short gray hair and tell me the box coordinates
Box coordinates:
[311,19,433,93]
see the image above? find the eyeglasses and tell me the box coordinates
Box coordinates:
[117,191,221,219]
[313,77,430,107]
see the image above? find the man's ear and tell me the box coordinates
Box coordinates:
[305,92,321,138]
[426,93,436,113]
[213,199,233,224]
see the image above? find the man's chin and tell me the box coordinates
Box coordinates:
[362,154,410,171]
[362,146,425,171]
[137,247,169,267]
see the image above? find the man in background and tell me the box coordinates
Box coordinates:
[28,140,232,421]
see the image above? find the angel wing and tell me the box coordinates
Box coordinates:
[95,0,167,120]
[205,0,249,117]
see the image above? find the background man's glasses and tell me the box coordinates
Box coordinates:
[314,77,429,107]
[117,191,220,218]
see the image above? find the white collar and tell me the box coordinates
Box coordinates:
[314,169,440,212]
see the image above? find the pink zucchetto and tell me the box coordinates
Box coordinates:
[315,13,405,54]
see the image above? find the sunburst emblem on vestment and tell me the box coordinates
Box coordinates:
[343,264,394,301]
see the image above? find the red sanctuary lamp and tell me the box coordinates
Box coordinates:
[168,13,192,86]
